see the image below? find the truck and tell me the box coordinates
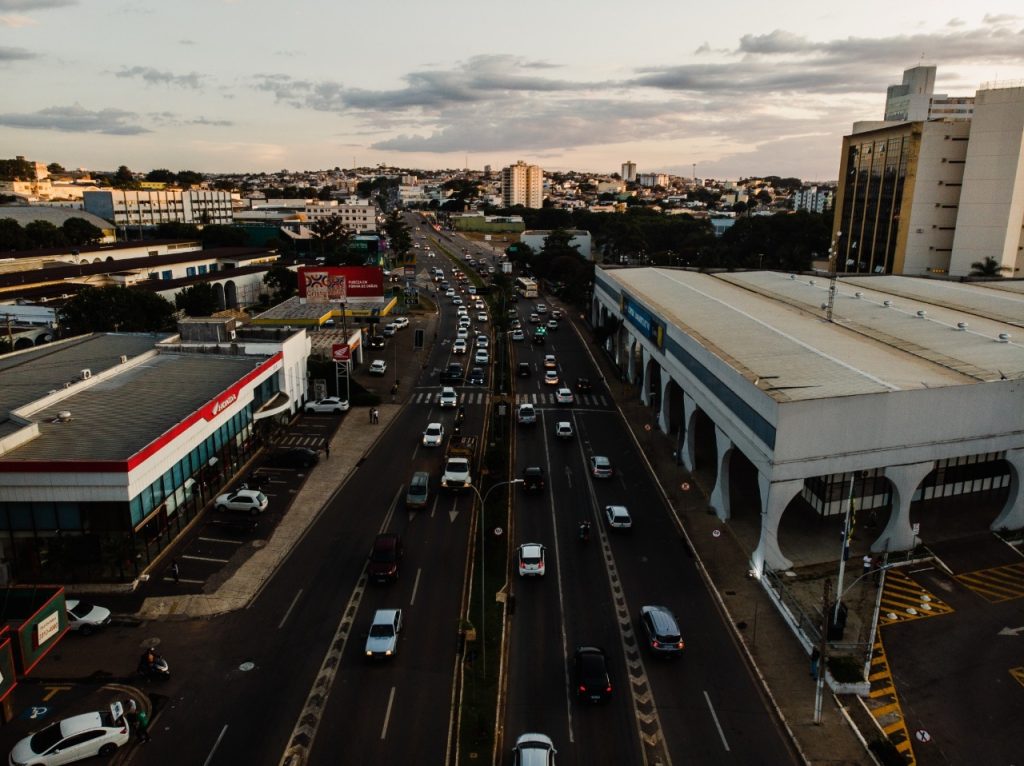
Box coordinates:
[441,435,476,492]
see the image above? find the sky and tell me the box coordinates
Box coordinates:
[3,1,1024,181]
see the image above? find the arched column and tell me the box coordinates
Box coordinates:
[708,425,734,521]
[657,374,671,434]
[877,461,934,552]
[626,334,638,385]
[680,393,697,473]
[640,346,652,406]
[992,449,1024,531]
[751,475,803,575]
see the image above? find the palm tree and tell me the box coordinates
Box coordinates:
[969,256,1012,278]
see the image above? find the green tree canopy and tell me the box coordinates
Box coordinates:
[0,218,29,251]
[383,210,412,260]
[62,217,104,247]
[58,286,176,334]
[200,225,249,248]
[0,157,34,181]
[175,170,204,188]
[47,162,66,174]
[264,264,298,303]
[175,283,221,316]
[969,256,1012,277]
[25,220,65,248]
[145,169,176,183]
[112,165,136,189]
[309,213,353,265]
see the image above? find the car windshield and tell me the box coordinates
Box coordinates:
[522,553,540,565]
[29,721,64,753]
[371,549,397,562]
[68,601,93,617]
[369,624,394,638]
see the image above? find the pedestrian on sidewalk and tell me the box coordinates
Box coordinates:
[323,441,330,459]
[170,559,180,583]
[810,647,820,678]
[369,407,374,423]
[135,708,151,744]
[862,554,872,581]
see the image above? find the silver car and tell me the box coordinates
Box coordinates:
[364,608,402,659]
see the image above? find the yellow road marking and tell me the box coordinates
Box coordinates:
[955,563,1024,603]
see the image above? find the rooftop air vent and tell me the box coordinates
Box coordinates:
[119,355,128,364]
[916,310,927,318]
[883,300,893,307]
[56,411,72,422]
[80,368,92,380]
[854,292,863,298]
[956,322,968,330]
[997,333,1011,343]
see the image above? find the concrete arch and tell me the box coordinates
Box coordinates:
[13,336,34,350]
[993,450,1024,531]
[642,354,661,410]
[664,378,684,437]
[216,281,230,310]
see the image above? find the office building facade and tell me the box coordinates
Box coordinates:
[84,189,233,229]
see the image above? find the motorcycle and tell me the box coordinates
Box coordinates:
[138,649,170,680]
[578,521,591,542]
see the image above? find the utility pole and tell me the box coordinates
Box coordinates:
[814,578,831,724]
[825,232,841,322]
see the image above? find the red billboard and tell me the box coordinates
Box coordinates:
[298,266,385,305]
[331,344,351,362]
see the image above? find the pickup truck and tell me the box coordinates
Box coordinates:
[441,435,476,492]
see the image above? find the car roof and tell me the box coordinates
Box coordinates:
[608,505,629,515]
[641,605,680,631]
[58,711,106,735]
[520,543,544,554]
[592,455,610,464]
[372,608,400,623]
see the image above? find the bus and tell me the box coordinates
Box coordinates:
[515,277,539,299]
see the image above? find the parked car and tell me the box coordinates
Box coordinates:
[368,335,385,349]
[523,466,545,492]
[604,504,632,530]
[367,534,403,583]
[214,488,269,515]
[304,396,350,414]
[393,317,409,329]
[512,733,557,766]
[364,608,402,658]
[422,422,445,447]
[436,387,457,409]
[517,543,546,577]
[589,455,613,478]
[517,403,537,425]
[369,359,388,376]
[270,447,320,469]
[573,646,612,703]
[382,323,397,337]
[555,421,573,439]
[65,599,111,635]
[8,710,130,765]
[638,605,685,656]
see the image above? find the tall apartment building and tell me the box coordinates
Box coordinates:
[84,189,233,229]
[831,68,1023,277]
[884,66,974,122]
[637,173,669,188]
[792,186,834,214]
[303,199,377,232]
[621,161,637,183]
[501,161,544,208]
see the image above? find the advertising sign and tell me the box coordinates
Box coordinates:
[621,294,665,350]
[298,266,385,306]
[331,344,351,362]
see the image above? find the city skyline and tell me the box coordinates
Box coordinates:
[3,0,1024,179]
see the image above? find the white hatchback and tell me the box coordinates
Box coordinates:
[422,422,445,447]
[439,387,458,408]
[518,543,546,577]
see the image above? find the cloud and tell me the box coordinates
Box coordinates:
[115,66,204,89]
[189,116,233,127]
[0,13,35,26]
[946,18,966,27]
[0,104,150,134]
[0,44,35,60]
[0,0,74,8]
[983,13,1020,25]
[179,38,195,45]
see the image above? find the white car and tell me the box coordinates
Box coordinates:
[556,388,575,405]
[517,403,537,424]
[445,288,456,297]
[512,733,557,766]
[518,543,546,577]
[365,608,402,659]
[544,370,560,386]
[474,349,490,365]
[382,322,397,337]
[511,329,525,342]
[456,328,470,340]
[477,312,488,322]
[536,303,548,314]
[476,335,489,348]
[393,316,409,329]
[457,307,469,317]
[453,339,468,354]
[369,359,388,376]
[9,710,130,765]
[555,421,574,439]
[605,504,633,529]
[474,300,486,310]
[214,488,269,515]
[439,387,458,408]
[422,422,445,447]
[304,396,350,414]
[65,599,111,635]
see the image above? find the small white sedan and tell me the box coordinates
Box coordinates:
[393,317,409,329]
[65,599,111,635]
[439,387,458,408]
[422,422,445,447]
[556,387,575,405]
[369,359,388,376]
[304,396,350,414]
[476,312,488,322]
[605,504,633,530]
[214,488,269,515]
[9,710,130,766]
[453,339,468,354]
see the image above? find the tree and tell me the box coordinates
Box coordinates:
[62,217,103,247]
[47,162,66,174]
[0,218,28,251]
[175,283,221,316]
[58,286,176,334]
[156,222,200,239]
[0,157,34,181]
[263,264,297,303]
[112,165,136,188]
[200,225,248,248]
[383,210,412,261]
[309,213,352,265]
[176,170,204,188]
[25,220,65,248]
[145,169,176,183]
[969,257,1012,277]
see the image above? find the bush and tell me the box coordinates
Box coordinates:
[827,654,864,683]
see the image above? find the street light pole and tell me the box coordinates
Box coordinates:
[470,478,523,675]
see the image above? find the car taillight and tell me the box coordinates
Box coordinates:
[652,640,661,648]
[578,685,587,693]
[605,684,612,693]
[676,641,685,649]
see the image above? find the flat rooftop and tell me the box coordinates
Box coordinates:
[600,269,1024,403]
[1,339,263,462]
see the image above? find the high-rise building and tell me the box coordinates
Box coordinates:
[884,65,974,122]
[831,69,1023,277]
[793,186,833,214]
[501,161,544,208]
[621,161,637,182]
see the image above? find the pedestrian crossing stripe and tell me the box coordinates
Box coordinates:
[868,632,917,765]
[877,569,954,626]
[954,562,1024,603]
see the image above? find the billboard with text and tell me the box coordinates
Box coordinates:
[298,266,385,306]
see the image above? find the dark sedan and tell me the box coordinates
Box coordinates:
[269,447,320,469]
[573,646,612,703]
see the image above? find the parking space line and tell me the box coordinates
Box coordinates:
[165,576,204,584]
[183,554,231,564]
[198,536,244,545]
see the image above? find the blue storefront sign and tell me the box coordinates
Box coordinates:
[621,294,664,349]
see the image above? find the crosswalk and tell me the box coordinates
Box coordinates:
[409,391,612,407]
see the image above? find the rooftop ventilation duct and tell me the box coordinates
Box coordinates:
[956,322,968,330]
[883,300,893,307]
[916,310,927,318]
[997,333,1011,343]
[56,411,72,422]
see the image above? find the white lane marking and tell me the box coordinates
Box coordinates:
[197,536,243,545]
[182,554,230,564]
[704,690,730,751]
[380,686,397,739]
[278,588,303,629]
[410,568,422,606]
[202,725,228,766]
[163,576,204,584]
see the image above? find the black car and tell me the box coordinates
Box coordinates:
[441,363,464,384]
[531,332,545,345]
[573,646,612,703]
[522,466,545,492]
[576,377,593,393]
[517,362,531,377]
[269,447,320,469]
[467,367,485,385]
[368,335,385,349]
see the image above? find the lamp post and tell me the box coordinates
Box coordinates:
[470,478,523,674]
